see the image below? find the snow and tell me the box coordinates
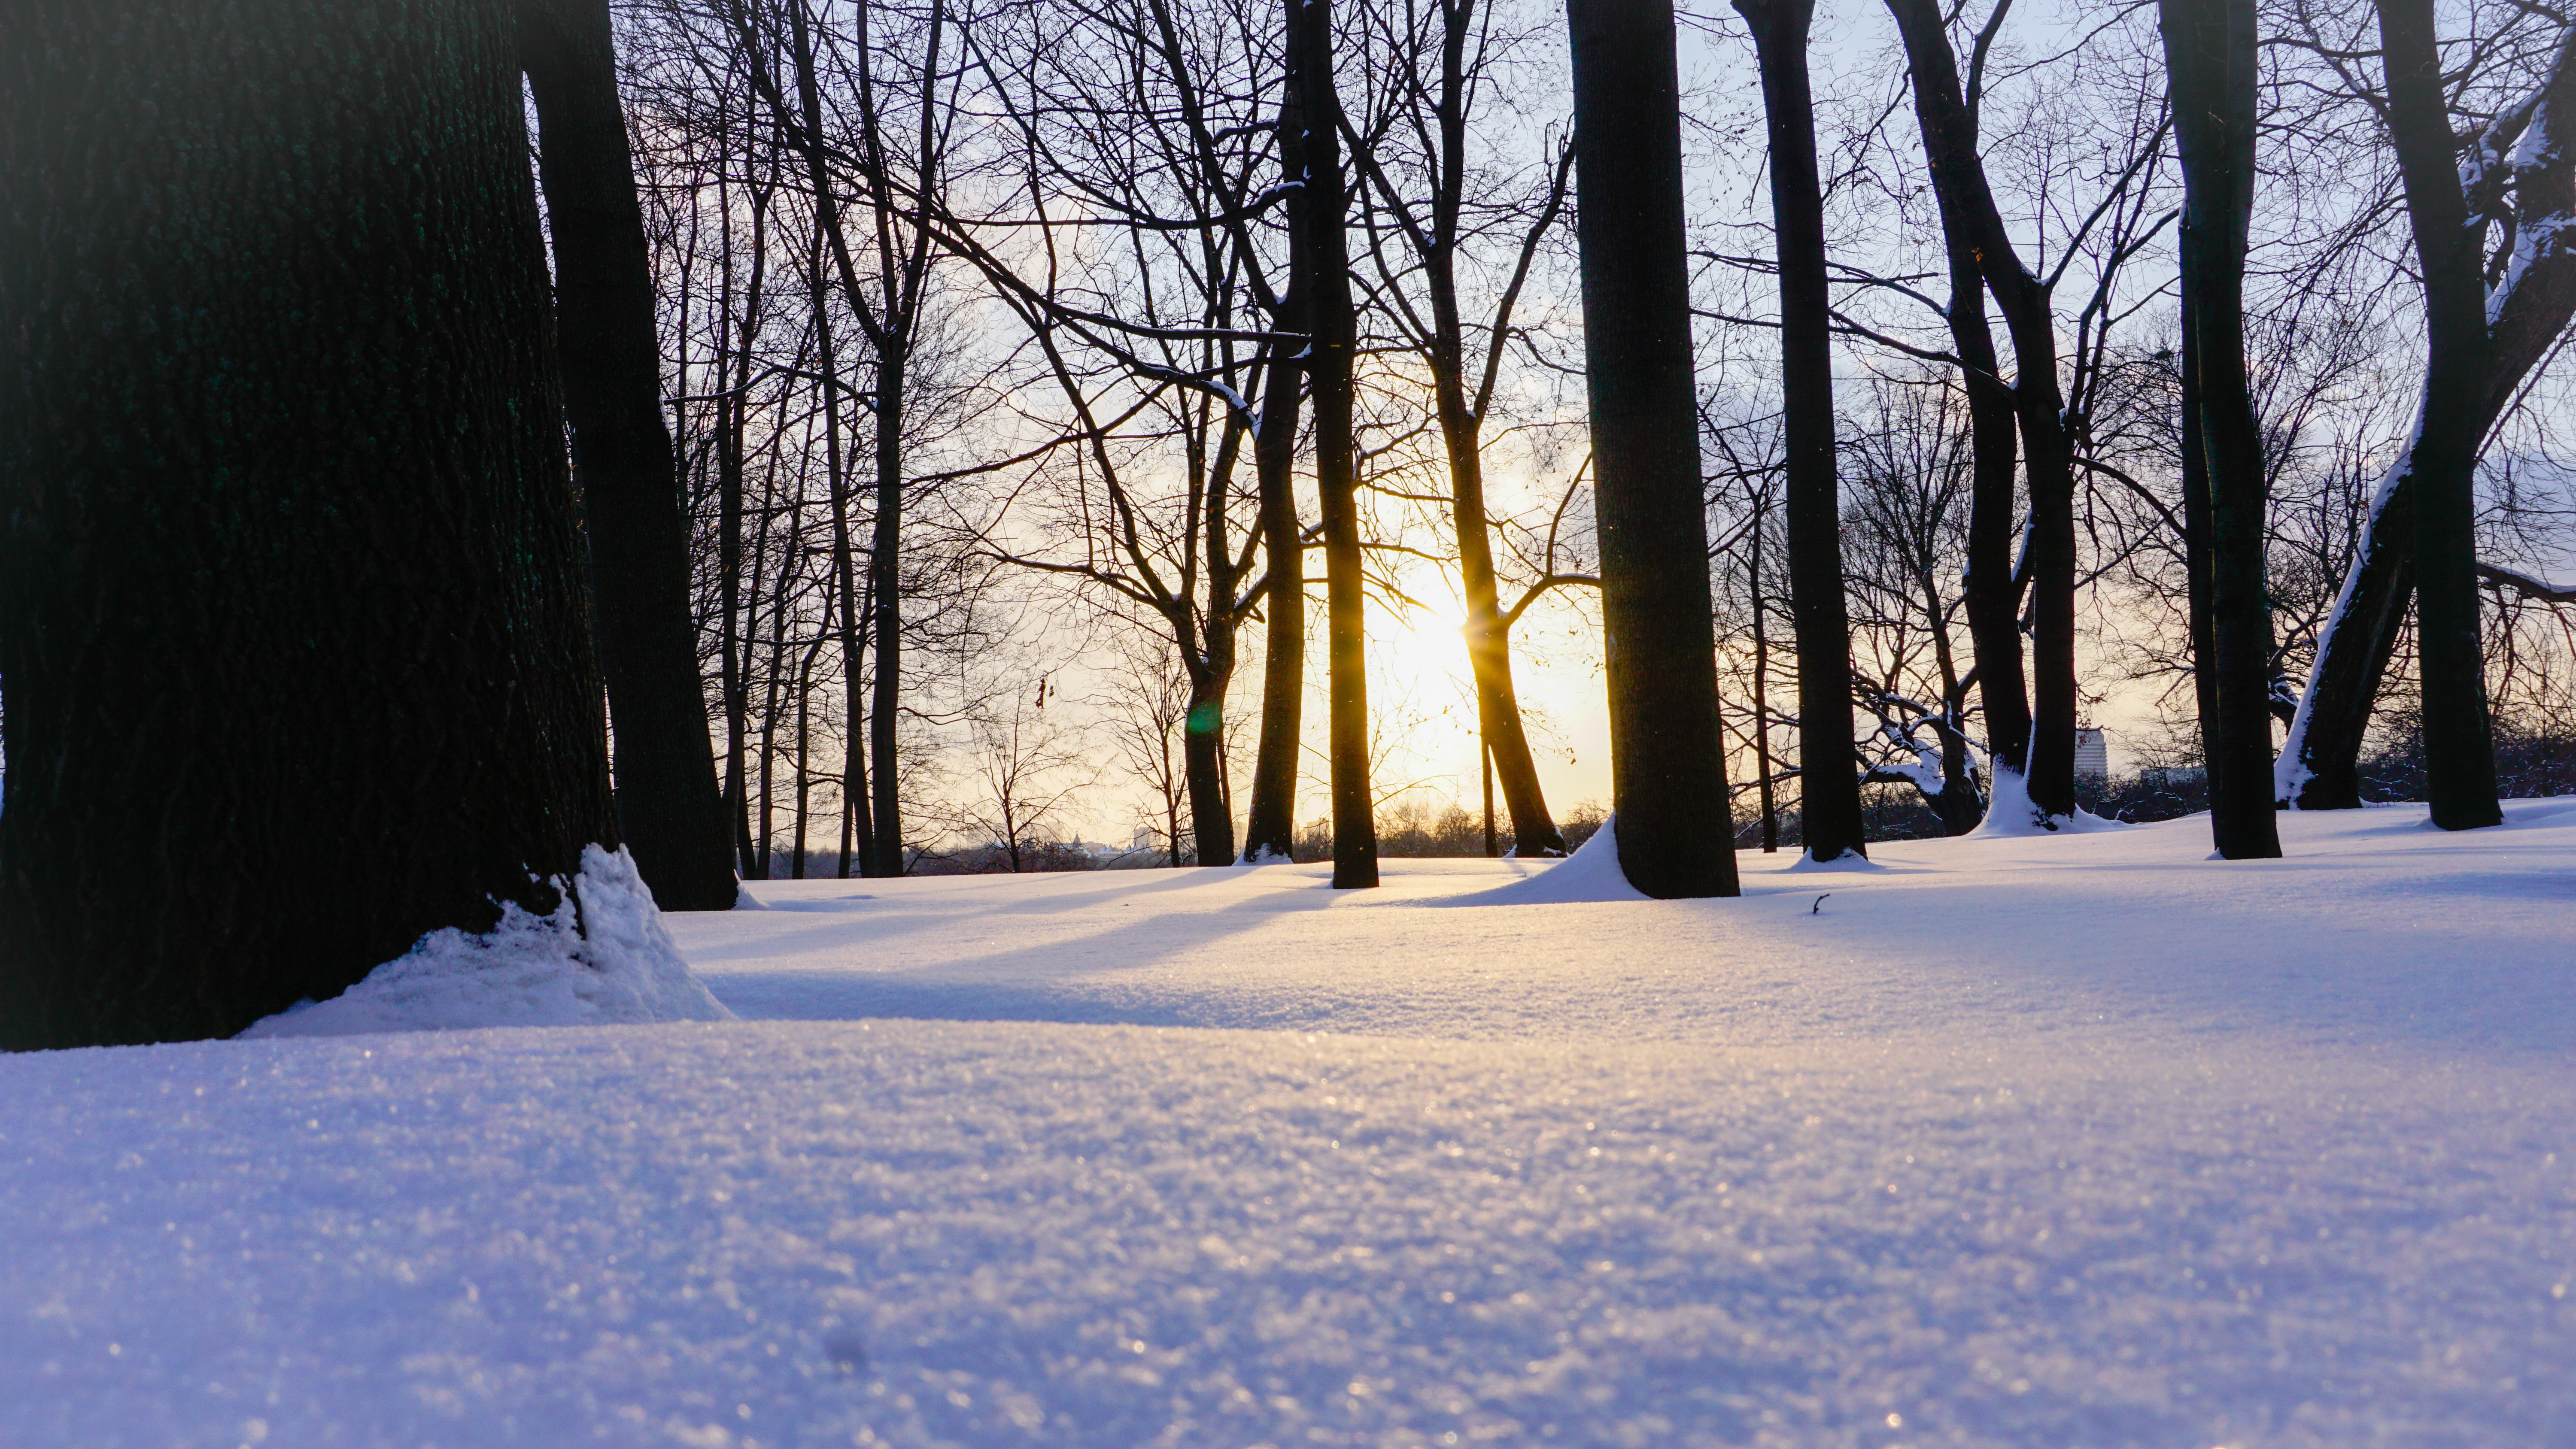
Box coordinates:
[240,845,735,1039]
[1447,812,1640,905]
[6,804,2574,1446]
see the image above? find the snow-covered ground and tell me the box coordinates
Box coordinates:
[4,803,2571,1447]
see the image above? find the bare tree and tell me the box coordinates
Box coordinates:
[1735,0,1866,862]
[523,0,744,909]
[1566,0,1740,897]
[2158,0,2281,856]
[951,678,1095,872]
[1097,642,1198,866]
[1346,0,1579,856]
[2,0,620,1046]
[2278,6,2576,822]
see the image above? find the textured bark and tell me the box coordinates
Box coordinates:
[521,0,741,908]
[1736,0,1865,863]
[1566,0,1741,897]
[1298,0,1379,888]
[0,0,620,1048]
[2161,0,2282,857]
[1886,0,2080,825]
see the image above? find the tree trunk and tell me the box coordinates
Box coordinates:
[791,634,816,879]
[1413,0,1567,859]
[1240,336,1309,861]
[2376,0,2502,830]
[1566,0,1741,898]
[1887,0,2079,825]
[1297,0,1379,889]
[715,179,771,877]
[2283,19,2576,812]
[1239,17,1310,866]
[2178,303,2230,796]
[871,351,908,870]
[2161,0,2282,857]
[808,240,874,879]
[1934,188,2029,785]
[0,0,620,1048]
[1482,743,1500,855]
[1184,641,1239,865]
[1737,0,1865,863]
[520,0,739,910]
[1750,493,1781,852]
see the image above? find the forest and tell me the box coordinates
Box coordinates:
[6,0,2576,1045]
[5,8,2574,1442]
[605,0,2576,882]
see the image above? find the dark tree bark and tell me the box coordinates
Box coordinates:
[1735,0,1865,863]
[1566,0,1741,897]
[1748,487,1782,852]
[1239,342,1308,862]
[1181,609,1242,867]
[806,236,875,878]
[2178,307,2228,801]
[521,0,741,909]
[1909,12,2030,786]
[1298,0,1380,888]
[2281,19,2576,813]
[2375,0,2502,829]
[1886,0,2080,825]
[1240,5,1312,865]
[0,0,621,1048]
[2160,0,2282,857]
[736,0,947,876]
[712,171,775,878]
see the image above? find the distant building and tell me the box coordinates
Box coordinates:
[2074,726,2109,780]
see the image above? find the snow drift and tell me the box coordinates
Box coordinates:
[241,844,735,1038]
[1450,812,1646,904]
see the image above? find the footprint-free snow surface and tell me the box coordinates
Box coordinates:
[4,804,2572,1448]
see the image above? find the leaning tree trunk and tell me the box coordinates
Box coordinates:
[2377,0,2503,829]
[1445,417,1567,857]
[2178,306,2230,799]
[2279,18,2576,812]
[1298,0,1379,888]
[1239,19,1311,865]
[1737,0,1866,863]
[1567,0,1741,898]
[2161,0,2282,858]
[0,0,621,1049]
[521,0,741,908]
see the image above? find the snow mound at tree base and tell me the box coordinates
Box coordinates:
[1450,814,1646,904]
[242,846,736,1039]
[1968,766,2129,837]
[1783,847,1888,871]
